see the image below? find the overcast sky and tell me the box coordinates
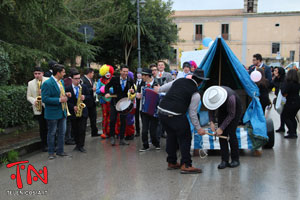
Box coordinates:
[166,0,300,12]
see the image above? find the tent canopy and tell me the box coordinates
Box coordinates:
[198,37,268,141]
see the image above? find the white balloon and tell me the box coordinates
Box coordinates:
[208,41,214,48]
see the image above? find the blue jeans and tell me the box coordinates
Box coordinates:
[47,117,66,155]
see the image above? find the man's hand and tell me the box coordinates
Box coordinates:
[81,95,85,101]
[93,86,96,92]
[154,85,160,93]
[34,100,39,106]
[129,88,134,93]
[66,92,72,98]
[74,106,78,113]
[60,96,68,103]
[105,93,111,99]
[136,93,141,99]
[210,121,215,133]
[197,128,206,136]
[216,128,223,136]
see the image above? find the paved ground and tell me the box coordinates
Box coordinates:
[0,105,300,200]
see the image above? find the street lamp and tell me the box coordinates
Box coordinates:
[131,0,146,71]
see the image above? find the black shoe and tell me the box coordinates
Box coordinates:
[65,140,75,145]
[155,146,161,150]
[56,152,71,157]
[229,160,240,168]
[78,147,87,153]
[161,134,167,138]
[119,139,129,145]
[111,137,116,146]
[276,128,285,133]
[139,147,150,152]
[135,132,140,137]
[48,154,56,160]
[284,134,298,139]
[73,146,80,151]
[91,133,101,137]
[218,161,230,169]
[125,135,134,140]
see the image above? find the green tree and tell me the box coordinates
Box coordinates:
[0,0,97,84]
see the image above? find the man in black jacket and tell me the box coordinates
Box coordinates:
[136,68,160,151]
[104,65,135,146]
[66,70,91,153]
[157,69,208,174]
[81,68,100,137]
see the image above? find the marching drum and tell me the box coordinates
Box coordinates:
[141,88,160,116]
[116,97,133,115]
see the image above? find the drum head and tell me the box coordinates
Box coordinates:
[116,98,131,111]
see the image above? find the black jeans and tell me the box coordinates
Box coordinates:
[282,100,300,135]
[71,117,87,148]
[141,113,159,148]
[159,114,192,166]
[218,114,241,162]
[87,106,98,136]
[35,112,48,148]
[65,117,74,142]
[135,99,141,134]
[109,104,127,139]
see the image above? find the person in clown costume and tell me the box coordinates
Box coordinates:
[96,64,120,139]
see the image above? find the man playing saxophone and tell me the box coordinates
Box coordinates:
[27,67,49,152]
[42,64,71,159]
[66,70,90,153]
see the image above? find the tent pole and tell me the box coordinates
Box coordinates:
[218,47,222,86]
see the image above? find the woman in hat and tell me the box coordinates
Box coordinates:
[203,86,242,169]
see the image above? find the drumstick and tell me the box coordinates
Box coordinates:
[109,95,117,98]
[206,132,228,140]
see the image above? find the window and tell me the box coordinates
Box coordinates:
[290,50,295,61]
[195,24,203,41]
[272,43,280,54]
[170,49,177,65]
[221,24,229,40]
[247,0,254,13]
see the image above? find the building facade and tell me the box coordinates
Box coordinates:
[170,0,300,69]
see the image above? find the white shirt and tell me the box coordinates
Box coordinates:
[120,77,127,87]
[136,79,142,86]
[72,84,80,97]
[52,75,61,89]
[157,71,164,78]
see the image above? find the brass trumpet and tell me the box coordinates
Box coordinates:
[36,80,42,112]
[58,81,71,116]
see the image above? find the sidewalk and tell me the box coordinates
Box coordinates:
[0,107,102,159]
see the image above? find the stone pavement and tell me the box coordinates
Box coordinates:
[0,107,300,200]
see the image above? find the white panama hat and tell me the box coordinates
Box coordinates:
[202,86,228,110]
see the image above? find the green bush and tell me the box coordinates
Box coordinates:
[0,85,34,128]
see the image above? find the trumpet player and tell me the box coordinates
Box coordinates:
[66,70,90,153]
[27,67,49,152]
[42,64,72,160]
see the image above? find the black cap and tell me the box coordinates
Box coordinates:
[192,68,209,80]
[182,62,191,69]
[141,68,152,76]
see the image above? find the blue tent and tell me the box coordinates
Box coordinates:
[198,37,268,142]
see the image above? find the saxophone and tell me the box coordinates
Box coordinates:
[36,80,42,112]
[75,85,86,117]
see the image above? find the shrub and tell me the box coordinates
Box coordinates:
[0,85,34,128]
